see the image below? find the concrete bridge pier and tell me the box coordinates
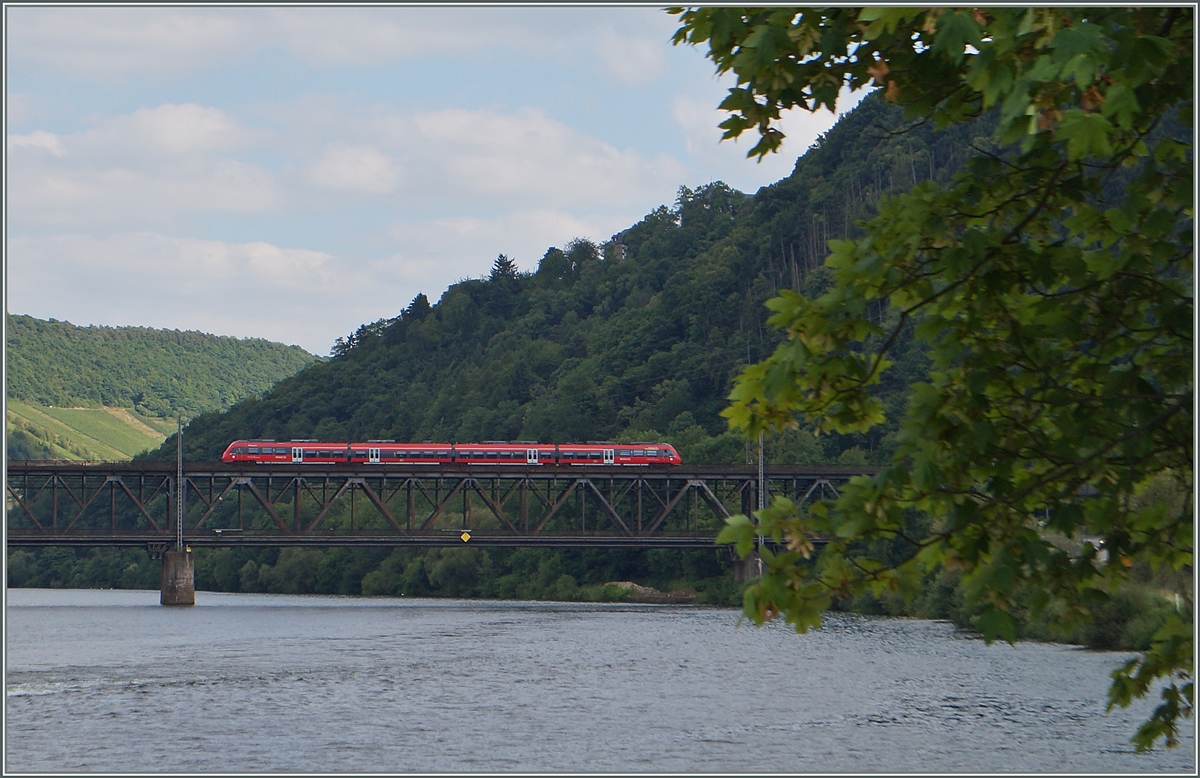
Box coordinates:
[732,553,764,582]
[160,549,195,606]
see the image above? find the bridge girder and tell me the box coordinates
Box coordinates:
[7,462,874,550]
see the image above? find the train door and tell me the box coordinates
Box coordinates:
[604,449,615,465]
[291,447,303,463]
[368,448,380,463]
[527,448,539,465]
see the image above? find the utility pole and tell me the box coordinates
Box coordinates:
[757,430,766,576]
[757,431,766,514]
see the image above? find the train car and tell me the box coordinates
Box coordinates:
[221,440,349,464]
[222,440,682,465]
[347,441,453,465]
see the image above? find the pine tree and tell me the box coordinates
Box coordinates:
[489,254,518,281]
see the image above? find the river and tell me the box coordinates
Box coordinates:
[5,588,1194,773]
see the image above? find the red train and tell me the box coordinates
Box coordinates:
[221,440,682,466]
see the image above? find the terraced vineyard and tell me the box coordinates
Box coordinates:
[7,400,175,461]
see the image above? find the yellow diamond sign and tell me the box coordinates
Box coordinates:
[460,531,471,543]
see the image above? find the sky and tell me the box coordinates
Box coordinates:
[6,5,864,356]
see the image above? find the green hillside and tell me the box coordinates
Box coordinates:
[6,315,319,461]
[7,314,317,416]
[164,94,990,466]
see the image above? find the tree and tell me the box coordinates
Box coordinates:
[671,6,1193,750]
[489,253,519,282]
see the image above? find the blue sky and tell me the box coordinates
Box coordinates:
[6,5,863,355]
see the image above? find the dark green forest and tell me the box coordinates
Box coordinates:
[160,95,988,467]
[9,94,1181,652]
[6,314,318,418]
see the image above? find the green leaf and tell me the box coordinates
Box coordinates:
[1056,109,1114,160]
[975,605,1018,645]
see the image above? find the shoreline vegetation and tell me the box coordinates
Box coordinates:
[7,544,1183,654]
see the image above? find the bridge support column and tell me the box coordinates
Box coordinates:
[732,553,764,582]
[160,549,195,606]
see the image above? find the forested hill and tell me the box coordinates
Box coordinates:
[160,94,996,466]
[7,315,318,418]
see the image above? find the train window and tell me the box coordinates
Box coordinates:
[248,447,259,454]
[618,450,632,457]
[633,450,645,456]
[486,452,497,459]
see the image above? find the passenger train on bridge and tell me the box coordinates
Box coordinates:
[221,440,683,466]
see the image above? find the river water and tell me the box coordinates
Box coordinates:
[5,588,1194,773]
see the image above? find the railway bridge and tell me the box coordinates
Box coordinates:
[6,460,875,602]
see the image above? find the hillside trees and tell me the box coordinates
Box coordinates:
[6,314,317,418]
[157,91,1000,470]
[672,6,1193,749]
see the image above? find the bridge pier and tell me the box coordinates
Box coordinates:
[160,549,195,606]
[732,553,764,582]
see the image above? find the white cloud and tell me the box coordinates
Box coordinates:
[6,6,679,89]
[7,104,279,229]
[406,108,686,209]
[6,7,258,79]
[8,156,281,229]
[311,144,400,194]
[123,103,258,155]
[593,26,670,85]
[271,7,476,67]
[7,130,65,157]
[271,6,677,82]
[69,103,269,161]
[6,233,388,354]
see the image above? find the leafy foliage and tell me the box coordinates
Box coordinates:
[7,545,741,606]
[675,6,1193,750]
[6,314,318,419]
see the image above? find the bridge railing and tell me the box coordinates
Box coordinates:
[7,462,875,549]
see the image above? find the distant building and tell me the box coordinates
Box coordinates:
[607,230,629,261]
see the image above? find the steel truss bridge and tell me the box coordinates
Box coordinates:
[6,462,874,553]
